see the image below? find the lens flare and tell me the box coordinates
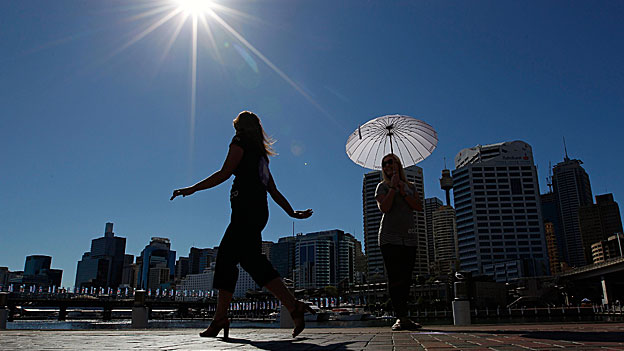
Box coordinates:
[175,0,213,16]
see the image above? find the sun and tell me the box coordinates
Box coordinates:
[174,0,214,16]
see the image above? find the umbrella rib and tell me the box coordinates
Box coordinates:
[348,120,383,160]
[399,128,437,151]
[394,129,425,163]
[393,118,424,164]
[363,127,387,169]
[401,124,437,143]
[395,129,431,161]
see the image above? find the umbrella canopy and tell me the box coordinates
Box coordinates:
[346,114,437,170]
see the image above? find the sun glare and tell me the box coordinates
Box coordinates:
[175,0,213,16]
[101,0,333,166]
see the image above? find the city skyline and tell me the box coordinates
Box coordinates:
[2,1,624,288]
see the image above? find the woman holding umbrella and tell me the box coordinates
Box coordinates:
[346,114,436,331]
[375,153,423,331]
[171,111,314,339]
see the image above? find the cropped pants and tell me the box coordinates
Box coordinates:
[381,244,417,318]
[212,197,280,293]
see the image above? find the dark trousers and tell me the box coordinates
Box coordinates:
[213,199,280,293]
[381,244,416,318]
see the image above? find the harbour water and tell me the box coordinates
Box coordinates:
[7,319,396,330]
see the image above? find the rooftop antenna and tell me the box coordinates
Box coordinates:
[563,137,569,161]
[444,157,447,169]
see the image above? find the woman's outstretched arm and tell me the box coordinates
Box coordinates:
[170,144,243,200]
[267,173,313,219]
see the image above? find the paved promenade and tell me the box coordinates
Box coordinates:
[1,323,623,350]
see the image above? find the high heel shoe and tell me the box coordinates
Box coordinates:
[290,301,315,338]
[199,316,230,339]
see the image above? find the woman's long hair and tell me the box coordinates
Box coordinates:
[381,154,408,184]
[233,111,276,157]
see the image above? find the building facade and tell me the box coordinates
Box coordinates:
[579,194,623,264]
[189,247,217,275]
[75,223,126,289]
[137,237,176,290]
[22,255,62,288]
[425,197,444,272]
[432,205,458,276]
[552,155,593,267]
[591,233,624,263]
[294,229,357,290]
[452,141,549,281]
[540,192,563,273]
[270,236,297,282]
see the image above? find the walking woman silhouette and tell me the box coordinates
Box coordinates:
[171,111,314,338]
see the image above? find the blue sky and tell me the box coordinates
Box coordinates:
[1,0,623,288]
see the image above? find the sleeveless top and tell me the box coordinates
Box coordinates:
[229,134,270,203]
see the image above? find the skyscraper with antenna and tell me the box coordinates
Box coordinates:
[552,138,593,267]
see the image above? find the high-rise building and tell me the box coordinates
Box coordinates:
[22,255,62,288]
[425,197,443,272]
[579,194,623,264]
[294,230,357,289]
[452,141,549,281]
[175,257,190,281]
[75,223,126,289]
[120,255,138,288]
[24,255,51,276]
[363,171,384,280]
[353,240,367,284]
[261,241,273,258]
[540,192,563,274]
[189,247,217,275]
[591,233,624,263]
[362,166,426,280]
[432,206,458,276]
[552,153,593,267]
[178,266,215,297]
[137,237,176,290]
[270,236,297,282]
[544,222,562,274]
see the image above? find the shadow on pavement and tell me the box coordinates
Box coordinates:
[425,329,624,343]
[520,331,624,342]
[220,337,357,350]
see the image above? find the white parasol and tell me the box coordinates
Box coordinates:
[346,114,437,170]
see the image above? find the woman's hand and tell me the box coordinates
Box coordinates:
[290,209,313,219]
[390,172,399,188]
[170,187,195,201]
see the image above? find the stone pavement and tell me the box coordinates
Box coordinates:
[1,323,624,350]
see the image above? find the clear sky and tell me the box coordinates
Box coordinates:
[1,0,623,288]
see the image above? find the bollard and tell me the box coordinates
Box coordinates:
[452,281,471,325]
[0,292,8,330]
[132,290,149,329]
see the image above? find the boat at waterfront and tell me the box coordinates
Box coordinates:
[330,306,372,321]
[268,303,331,322]
[305,304,331,322]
